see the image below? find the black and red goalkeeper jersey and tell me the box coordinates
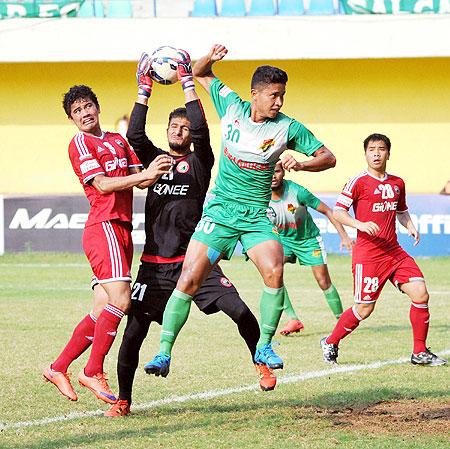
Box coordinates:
[127,100,214,261]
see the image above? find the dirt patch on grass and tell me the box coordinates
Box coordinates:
[320,399,450,435]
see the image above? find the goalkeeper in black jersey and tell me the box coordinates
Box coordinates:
[105,51,275,417]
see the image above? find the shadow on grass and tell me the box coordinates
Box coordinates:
[4,387,448,449]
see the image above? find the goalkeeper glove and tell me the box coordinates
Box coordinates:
[136,52,153,98]
[176,49,195,92]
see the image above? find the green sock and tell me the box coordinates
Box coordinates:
[257,286,285,348]
[283,287,299,320]
[159,289,192,356]
[323,284,343,319]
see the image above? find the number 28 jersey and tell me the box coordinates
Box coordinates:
[68,131,142,227]
[335,171,408,262]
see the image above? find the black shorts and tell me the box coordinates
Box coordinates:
[130,261,239,322]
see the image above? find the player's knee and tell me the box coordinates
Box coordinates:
[229,301,249,323]
[414,286,429,304]
[318,278,331,290]
[355,303,375,320]
[262,263,284,287]
[177,271,201,295]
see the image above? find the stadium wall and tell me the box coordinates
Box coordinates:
[0,57,449,194]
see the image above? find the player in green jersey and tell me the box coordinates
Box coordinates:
[144,44,336,380]
[269,162,353,335]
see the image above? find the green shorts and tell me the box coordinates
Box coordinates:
[191,197,280,260]
[283,235,327,266]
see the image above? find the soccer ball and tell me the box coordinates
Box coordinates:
[149,46,179,85]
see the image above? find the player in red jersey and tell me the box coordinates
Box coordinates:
[320,133,446,366]
[43,85,173,403]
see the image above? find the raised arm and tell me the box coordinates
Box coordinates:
[192,44,228,93]
[175,49,214,167]
[126,53,160,166]
[281,146,336,173]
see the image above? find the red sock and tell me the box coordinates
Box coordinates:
[410,302,429,354]
[52,313,96,373]
[84,304,124,377]
[326,306,362,346]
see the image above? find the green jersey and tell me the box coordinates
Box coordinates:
[268,180,321,246]
[209,78,323,207]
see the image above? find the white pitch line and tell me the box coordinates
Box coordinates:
[2,349,449,432]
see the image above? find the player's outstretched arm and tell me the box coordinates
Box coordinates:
[333,208,380,236]
[91,155,173,193]
[193,44,228,93]
[127,53,160,166]
[397,210,420,246]
[281,146,336,173]
[316,202,354,251]
[176,49,199,103]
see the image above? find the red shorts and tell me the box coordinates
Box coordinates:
[352,254,424,303]
[82,220,133,284]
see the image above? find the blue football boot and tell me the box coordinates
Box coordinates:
[144,353,171,377]
[254,344,284,369]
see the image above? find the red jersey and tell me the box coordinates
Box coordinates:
[68,131,142,227]
[335,170,408,262]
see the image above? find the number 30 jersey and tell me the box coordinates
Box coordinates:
[335,171,408,262]
[209,78,323,208]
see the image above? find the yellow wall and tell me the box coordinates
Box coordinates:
[1,58,449,194]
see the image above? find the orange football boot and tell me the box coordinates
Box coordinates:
[43,365,78,401]
[254,363,277,391]
[78,371,117,404]
[279,319,304,336]
[104,399,131,417]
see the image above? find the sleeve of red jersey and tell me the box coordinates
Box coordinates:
[397,179,408,213]
[68,134,105,184]
[335,177,359,211]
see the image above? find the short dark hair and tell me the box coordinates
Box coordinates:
[168,107,188,127]
[63,85,99,118]
[363,133,391,152]
[251,65,288,89]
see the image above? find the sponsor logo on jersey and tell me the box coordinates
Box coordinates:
[153,183,189,196]
[176,161,190,174]
[80,159,101,174]
[259,138,275,152]
[115,139,125,148]
[105,157,127,172]
[312,249,322,257]
[220,277,233,288]
[287,203,296,214]
[224,147,270,171]
[372,201,398,212]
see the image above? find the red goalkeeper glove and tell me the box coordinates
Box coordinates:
[136,52,153,98]
[176,49,195,92]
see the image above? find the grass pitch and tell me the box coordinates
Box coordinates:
[0,253,449,449]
